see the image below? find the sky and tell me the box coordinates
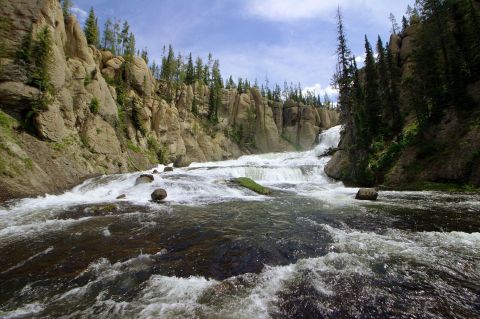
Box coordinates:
[72,0,414,97]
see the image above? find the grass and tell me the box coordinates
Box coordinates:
[90,97,100,114]
[23,158,33,170]
[233,177,271,195]
[127,140,142,153]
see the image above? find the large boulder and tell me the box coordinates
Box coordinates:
[355,188,378,201]
[64,15,95,65]
[83,116,122,155]
[126,57,154,97]
[151,188,167,202]
[400,36,413,63]
[34,103,68,142]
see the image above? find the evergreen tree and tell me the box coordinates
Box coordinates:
[389,13,399,34]
[61,0,73,17]
[402,16,409,33]
[237,78,244,94]
[120,21,130,55]
[194,57,204,82]
[15,27,33,65]
[113,20,121,55]
[363,35,381,138]
[185,53,194,85]
[141,48,149,64]
[125,32,135,57]
[84,7,99,47]
[29,26,53,93]
[102,19,115,53]
[334,7,354,124]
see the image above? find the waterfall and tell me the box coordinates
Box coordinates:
[0,126,349,217]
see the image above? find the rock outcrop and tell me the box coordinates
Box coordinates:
[0,0,339,201]
[326,22,480,190]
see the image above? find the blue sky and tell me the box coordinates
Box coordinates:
[72,0,414,97]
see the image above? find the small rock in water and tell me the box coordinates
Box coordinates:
[152,170,159,174]
[135,174,154,185]
[116,194,126,199]
[355,188,378,201]
[164,166,174,172]
[151,188,168,202]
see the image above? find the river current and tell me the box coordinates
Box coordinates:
[0,126,479,318]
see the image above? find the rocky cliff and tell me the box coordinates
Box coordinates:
[325,23,480,190]
[0,0,339,201]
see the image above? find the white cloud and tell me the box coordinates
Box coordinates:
[246,0,338,22]
[246,0,412,24]
[71,6,88,24]
[303,83,338,98]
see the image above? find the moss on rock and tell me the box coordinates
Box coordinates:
[233,177,271,195]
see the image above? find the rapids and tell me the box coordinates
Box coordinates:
[0,125,479,318]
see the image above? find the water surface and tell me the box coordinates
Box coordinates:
[0,126,479,318]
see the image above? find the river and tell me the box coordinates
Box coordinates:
[0,126,479,318]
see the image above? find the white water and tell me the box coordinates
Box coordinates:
[3,223,477,319]
[1,125,480,318]
[0,126,355,234]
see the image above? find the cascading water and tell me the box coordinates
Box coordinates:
[0,125,479,319]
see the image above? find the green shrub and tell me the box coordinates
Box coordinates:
[0,110,14,128]
[127,140,141,153]
[90,97,100,114]
[147,135,169,164]
[369,122,419,173]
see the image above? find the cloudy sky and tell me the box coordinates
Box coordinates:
[72,0,414,96]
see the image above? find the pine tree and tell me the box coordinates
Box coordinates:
[141,48,149,65]
[402,16,409,33]
[114,20,121,55]
[194,57,204,82]
[363,35,381,138]
[185,53,194,85]
[125,32,135,57]
[237,78,243,94]
[61,0,73,17]
[389,13,399,34]
[102,19,115,53]
[334,7,354,124]
[15,27,33,65]
[84,7,99,47]
[120,21,130,55]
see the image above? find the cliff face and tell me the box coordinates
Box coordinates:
[0,0,339,200]
[325,24,480,189]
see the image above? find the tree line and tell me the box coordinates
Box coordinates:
[334,0,480,185]
[60,0,334,124]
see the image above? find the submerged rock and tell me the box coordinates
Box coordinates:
[355,188,378,201]
[151,188,168,202]
[135,174,154,185]
[164,167,174,172]
[116,194,126,199]
[152,170,159,174]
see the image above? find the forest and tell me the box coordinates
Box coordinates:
[332,0,480,187]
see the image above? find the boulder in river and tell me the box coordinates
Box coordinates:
[355,188,378,201]
[152,170,159,174]
[233,177,271,195]
[135,174,154,185]
[116,194,126,199]
[151,188,168,202]
[164,167,174,172]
